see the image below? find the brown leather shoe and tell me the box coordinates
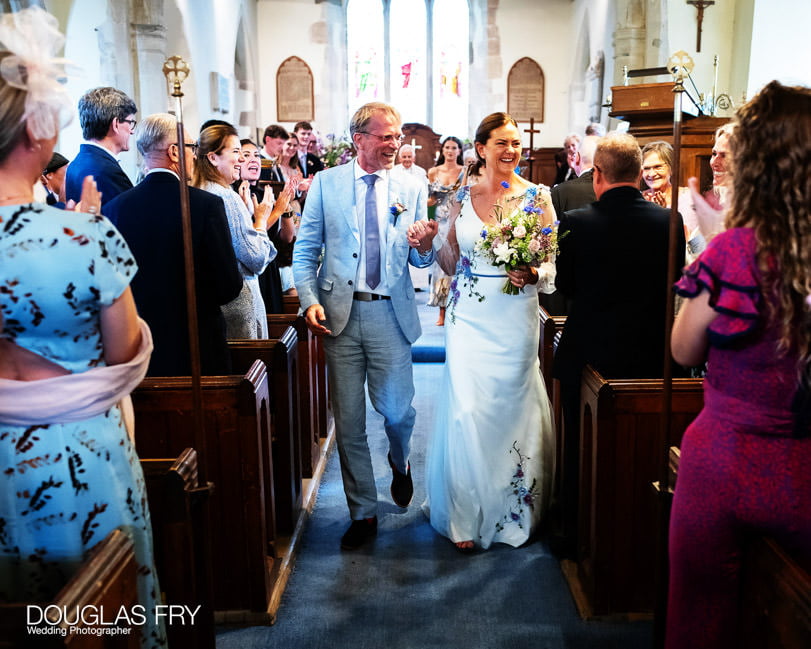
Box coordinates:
[388,452,413,508]
[340,517,378,550]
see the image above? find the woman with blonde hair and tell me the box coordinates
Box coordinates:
[668,81,811,648]
[193,123,275,338]
[0,8,164,645]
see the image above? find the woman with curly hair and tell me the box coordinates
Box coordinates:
[667,80,811,648]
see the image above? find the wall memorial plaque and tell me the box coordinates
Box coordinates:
[276,56,314,122]
[507,57,544,122]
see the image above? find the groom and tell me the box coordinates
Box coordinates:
[293,102,438,550]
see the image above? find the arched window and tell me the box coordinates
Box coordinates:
[432,0,469,136]
[346,0,469,134]
[389,0,427,124]
[347,0,385,111]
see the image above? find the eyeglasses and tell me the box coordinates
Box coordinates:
[121,118,137,130]
[642,164,668,173]
[159,143,198,154]
[359,131,405,145]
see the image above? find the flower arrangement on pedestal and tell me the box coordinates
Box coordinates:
[320,133,354,168]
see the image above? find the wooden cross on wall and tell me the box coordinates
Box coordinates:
[524,117,540,179]
[687,0,715,53]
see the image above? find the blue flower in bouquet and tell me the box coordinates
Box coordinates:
[500,180,510,189]
[474,186,562,295]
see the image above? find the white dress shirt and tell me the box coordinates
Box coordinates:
[353,161,391,295]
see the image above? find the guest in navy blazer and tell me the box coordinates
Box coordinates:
[105,113,243,376]
[65,87,137,207]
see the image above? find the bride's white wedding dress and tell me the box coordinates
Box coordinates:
[423,186,556,549]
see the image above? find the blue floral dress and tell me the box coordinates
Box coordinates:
[0,203,166,647]
[422,186,555,549]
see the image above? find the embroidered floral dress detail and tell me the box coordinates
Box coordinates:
[447,255,484,323]
[496,442,540,532]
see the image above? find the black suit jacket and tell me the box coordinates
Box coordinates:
[553,186,685,384]
[65,144,133,207]
[299,152,323,178]
[105,171,243,376]
[543,169,598,315]
[551,169,596,218]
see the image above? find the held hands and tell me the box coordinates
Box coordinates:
[407,219,439,253]
[304,304,331,336]
[66,176,102,215]
[506,265,538,289]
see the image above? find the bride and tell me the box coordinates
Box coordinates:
[415,112,556,551]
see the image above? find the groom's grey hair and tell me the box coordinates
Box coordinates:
[349,102,401,137]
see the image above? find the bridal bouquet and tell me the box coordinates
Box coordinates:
[475,184,562,295]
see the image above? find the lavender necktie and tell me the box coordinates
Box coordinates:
[362,174,380,289]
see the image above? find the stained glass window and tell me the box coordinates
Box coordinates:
[389,0,427,124]
[347,0,385,114]
[345,0,469,134]
[432,0,469,137]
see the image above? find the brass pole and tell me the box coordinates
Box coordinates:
[652,50,694,649]
[162,56,207,480]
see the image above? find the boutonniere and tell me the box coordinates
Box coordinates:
[390,202,407,225]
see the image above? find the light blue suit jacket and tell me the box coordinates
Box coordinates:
[293,162,434,343]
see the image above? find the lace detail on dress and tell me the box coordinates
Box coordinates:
[675,228,762,343]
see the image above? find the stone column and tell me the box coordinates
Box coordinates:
[612,0,646,86]
[130,19,169,116]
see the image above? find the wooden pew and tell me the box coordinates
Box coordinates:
[131,362,275,614]
[277,295,330,439]
[668,447,811,648]
[538,307,566,501]
[140,449,215,649]
[268,314,321,478]
[563,366,704,618]
[282,294,300,315]
[537,306,565,403]
[0,529,139,648]
[228,330,303,535]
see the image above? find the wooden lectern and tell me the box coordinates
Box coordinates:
[610,82,728,192]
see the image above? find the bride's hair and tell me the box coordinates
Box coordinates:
[470,112,517,177]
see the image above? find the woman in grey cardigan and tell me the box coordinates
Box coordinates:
[193,124,275,338]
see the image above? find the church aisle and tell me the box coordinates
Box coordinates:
[215,298,653,649]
